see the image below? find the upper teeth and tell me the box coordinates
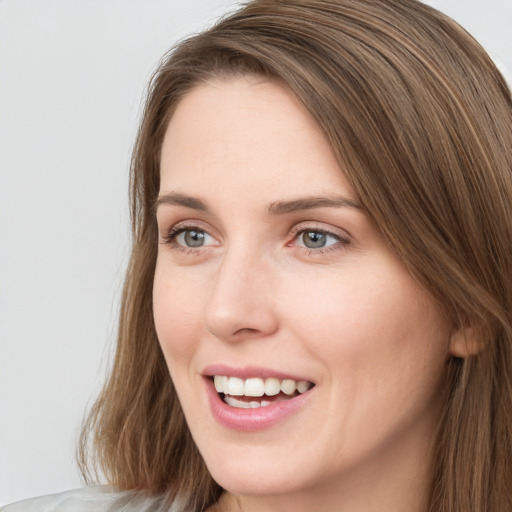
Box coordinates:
[214,375,313,397]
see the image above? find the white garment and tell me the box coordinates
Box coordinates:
[1,486,185,512]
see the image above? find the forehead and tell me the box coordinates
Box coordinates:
[159,77,355,203]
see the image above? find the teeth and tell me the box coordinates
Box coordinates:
[264,378,281,396]
[214,375,227,393]
[227,377,244,396]
[223,396,274,408]
[213,375,313,397]
[224,396,252,408]
[245,378,265,397]
[224,396,274,409]
[281,379,296,395]
[297,380,311,393]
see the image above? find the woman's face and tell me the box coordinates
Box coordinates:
[154,77,455,508]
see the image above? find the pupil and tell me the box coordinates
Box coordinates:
[185,230,205,247]
[303,231,326,248]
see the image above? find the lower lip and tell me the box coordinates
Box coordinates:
[204,378,314,432]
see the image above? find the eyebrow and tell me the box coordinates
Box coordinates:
[267,196,363,215]
[154,192,209,213]
[154,192,363,215]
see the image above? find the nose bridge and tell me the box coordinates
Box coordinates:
[204,241,278,341]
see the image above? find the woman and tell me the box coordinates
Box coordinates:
[5,0,512,510]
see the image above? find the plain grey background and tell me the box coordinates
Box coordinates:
[0,0,511,506]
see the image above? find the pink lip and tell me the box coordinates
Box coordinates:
[202,366,315,432]
[203,364,312,382]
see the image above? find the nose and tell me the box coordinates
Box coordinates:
[204,247,279,343]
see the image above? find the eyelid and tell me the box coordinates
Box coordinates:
[173,227,217,247]
[160,220,220,248]
[287,222,351,254]
[288,222,350,242]
[159,219,351,255]
[160,218,213,236]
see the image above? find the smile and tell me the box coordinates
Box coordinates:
[214,375,314,409]
[203,366,316,431]
[213,375,313,409]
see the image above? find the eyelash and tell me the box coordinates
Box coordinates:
[289,225,350,255]
[162,223,213,254]
[161,223,350,255]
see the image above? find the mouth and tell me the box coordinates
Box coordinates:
[212,375,315,409]
[202,366,316,430]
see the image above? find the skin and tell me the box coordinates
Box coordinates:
[153,77,462,512]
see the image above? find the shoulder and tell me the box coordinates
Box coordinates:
[1,486,182,512]
[2,486,121,512]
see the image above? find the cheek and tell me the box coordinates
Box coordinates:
[153,264,204,367]
[285,270,451,454]
[281,262,451,393]
[277,268,402,356]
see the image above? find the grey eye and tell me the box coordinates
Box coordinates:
[183,229,206,247]
[301,231,327,248]
[170,226,217,249]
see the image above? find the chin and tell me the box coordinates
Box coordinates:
[208,460,308,497]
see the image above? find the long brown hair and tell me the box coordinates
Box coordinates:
[79,1,512,510]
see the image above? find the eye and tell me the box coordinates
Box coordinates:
[290,226,349,254]
[163,225,218,249]
[176,229,210,248]
[298,230,337,249]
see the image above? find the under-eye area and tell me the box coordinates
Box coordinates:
[212,376,315,409]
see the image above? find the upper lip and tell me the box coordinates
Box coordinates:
[202,364,315,383]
